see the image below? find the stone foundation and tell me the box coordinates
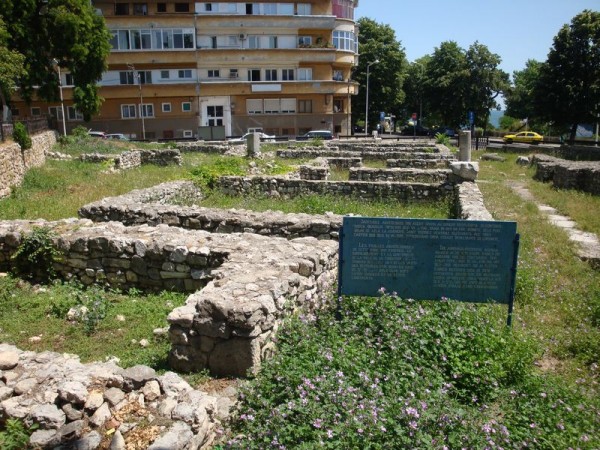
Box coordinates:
[276,148,454,161]
[0,219,339,377]
[386,158,450,169]
[532,154,600,195]
[349,167,452,183]
[0,130,56,198]
[80,149,182,170]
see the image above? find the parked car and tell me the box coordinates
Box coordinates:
[300,130,334,140]
[400,125,431,136]
[87,131,107,139]
[227,132,275,144]
[105,133,129,141]
[432,127,456,137]
[503,131,543,144]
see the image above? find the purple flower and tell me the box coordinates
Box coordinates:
[313,419,323,429]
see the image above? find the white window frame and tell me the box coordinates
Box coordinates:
[121,104,137,119]
[265,69,278,81]
[140,103,154,118]
[264,99,280,114]
[298,36,312,47]
[178,69,192,79]
[208,69,220,78]
[280,98,296,113]
[297,3,311,15]
[282,69,294,81]
[298,68,312,81]
[183,130,193,138]
[160,70,170,79]
[67,106,84,121]
[162,103,172,113]
[48,106,63,120]
[182,102,192,112]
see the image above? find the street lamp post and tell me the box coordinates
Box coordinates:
[364,59,379,138]
[128,63,146,140]
[52,59,67,136]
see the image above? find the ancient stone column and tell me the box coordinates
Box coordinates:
[459,130,471,162]
[247,133,261,157]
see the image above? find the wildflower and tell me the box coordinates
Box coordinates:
[378,286,386,294]
[581,435,590,442]
[405,407,420,418]
[556,422,565,431]
[540,392,547,398]
[327,429,334,439]
[313,419,323,429]
[408,420,418,430]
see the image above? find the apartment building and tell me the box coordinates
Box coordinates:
[11,0,359,140]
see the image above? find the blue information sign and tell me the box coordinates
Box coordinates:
[338,217,519,323]
[468,111,475,125]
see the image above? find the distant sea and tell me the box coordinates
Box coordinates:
[489,110,504,128]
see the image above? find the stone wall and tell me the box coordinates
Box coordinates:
[81,149,182,170]
[386,158,450,169]
[79,181,343,240]
[0,219,339,377]
[176,142,232,154]
[0,130,56,198]
[349,167,451,183]
[532,154,600,195]
[325,157,362,168]
[217,176,454,201]
[553,145,600,161]
[454,182,494,221]
[298,165,330,180]
[0,344,230,449]
[276,149,453,161]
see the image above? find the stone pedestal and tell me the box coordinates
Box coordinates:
[247,133,261,157]
[459,130,471,162]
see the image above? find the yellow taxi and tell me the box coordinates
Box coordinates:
[502,131,543,144]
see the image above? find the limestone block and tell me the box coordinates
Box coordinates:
[450,161,479,181]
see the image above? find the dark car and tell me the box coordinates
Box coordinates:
[300,130,334,140]
[432,127,456,137]
[400,125,431,136]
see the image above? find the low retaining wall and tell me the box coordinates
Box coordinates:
[217,176,454,201]
[454,182,494,221]
[276,149,453,161]
[80,149,181,170]
[0,219,339,377]
[325,157,362,168]
[553,145,600,161]
[79,181,343,240]
[349,167,451,183]
[387,158,450,169]
[0,130,56,198]
[299,165,330,180]
[532,154,600,195]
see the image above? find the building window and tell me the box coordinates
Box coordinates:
[333,70,343,81]
[157,3,167,12]
[298,36,312,47]
[265,69,277,81]
[248,36,259,49]
[263,4,276,14]
[208,69,220,78]
[298,68,312,81]
[333,99,344,113]
[121,104,136,118]
[229,69,239,79]
[133,3,148,15]
[183,130,193,138]
[207,105,223,126]
[10,108,19,117]
[248,69,261,81]
[204,3,213,12]
[333,30,356,52]
[67,106,83,121]
[246,99,263,114]
[182,102,192,112]
[174,3,189,12]
[332,0,355,19]
[161,70,170,79]
[245,3,255,14]
[138,71,152,84]
[162,103,172,113]
[211,36,217,49]
[279,3,294,14]
[227,3,237,13]
[31,107,41,116]
[178,69,192,79]
[268,36,278,49]
[264,99,280,114]
[119,71,134,85]
[282,69,294,81]
[140,104,154,118]
[297,3,311,15]
[65,73,74,86]
[48,106,63,120]
[281,98,296,113]
[298,100,312,113]
[115,3,129,15]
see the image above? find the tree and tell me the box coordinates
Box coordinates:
[534,10,600,143]
[0,0,111,121]
[423,41,508,130]
[352,18,407,131]
[402,56,431,126]
[0,17,25,121]
[505,59,542,122]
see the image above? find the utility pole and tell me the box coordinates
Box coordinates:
[128,63,145,140]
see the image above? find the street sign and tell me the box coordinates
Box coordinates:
[468,111,475,125]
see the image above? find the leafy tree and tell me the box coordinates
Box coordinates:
[0,18,25,121]
[534,10,600,143]
[423,41,508,130]
[0,0,111,121]
[505,59,542,122]
[402,56,431,126]
[423,41,469,129]
[352,18,407,131]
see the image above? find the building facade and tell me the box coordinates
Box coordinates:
[11,0,359,140]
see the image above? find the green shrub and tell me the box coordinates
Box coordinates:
[0,418,37,450]
[13,122,32,149]
[434,132,450,145]
[11,226,60,282]
[190,157,246,190]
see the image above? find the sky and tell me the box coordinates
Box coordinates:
[356,0,599,78]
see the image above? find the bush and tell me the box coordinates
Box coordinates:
[190,157,246,190]
[13,122,32,149]
[434,132,450,145]
[11,226,60,282]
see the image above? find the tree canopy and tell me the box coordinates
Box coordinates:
[0,17,25,121]
[0,0,111,120]
[352,18,407,131]
[533,9,600,141]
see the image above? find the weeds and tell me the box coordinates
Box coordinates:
[0,419,37,450]
[11,226,60,282]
